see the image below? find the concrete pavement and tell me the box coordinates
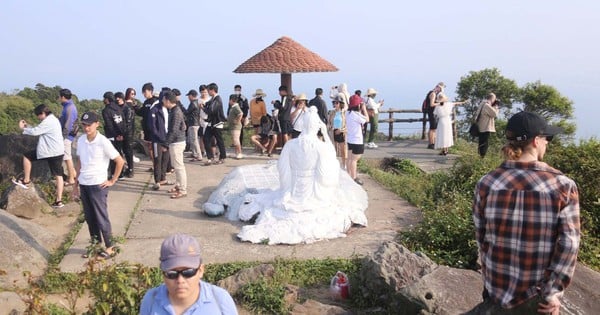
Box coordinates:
[59,140,439,273]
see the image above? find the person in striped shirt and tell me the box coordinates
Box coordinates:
[470,111,580,314]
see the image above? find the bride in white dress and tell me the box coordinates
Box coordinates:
[434,93,468,155]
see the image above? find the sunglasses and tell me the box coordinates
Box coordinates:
[332,101,340,104]
[163,268,198,279]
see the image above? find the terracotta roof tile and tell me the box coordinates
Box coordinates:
[234,36,338,74]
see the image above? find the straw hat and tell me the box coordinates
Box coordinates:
[253,88,266,97]
[366,88,377,96]
[295,93,308,101]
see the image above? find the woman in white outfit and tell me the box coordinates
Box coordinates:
[433,93,468,155]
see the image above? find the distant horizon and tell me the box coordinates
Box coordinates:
[1,0,598,140]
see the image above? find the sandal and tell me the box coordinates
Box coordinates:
[215,159,225,165]
[170,191,187,199]
[203,160,214,166]
[96,248,117,260]
[159,180,175,185]
[167,187,179,193]
[64,181,76,187]
[51,200,65,208]
[12,177,31,189]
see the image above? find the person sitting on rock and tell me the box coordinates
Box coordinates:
[139,233,237,315]
[14,104,66,208]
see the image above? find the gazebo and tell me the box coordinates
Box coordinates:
[233,36,338,94]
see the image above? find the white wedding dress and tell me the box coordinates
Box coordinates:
[203,107,368,244]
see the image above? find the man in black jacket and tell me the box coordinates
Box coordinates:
[115,92,135,177]
[148,88,170,190]
[102,91,126,179]
[136,83,159,171]
[202,83,227,165]
[272,85,293,145]
[185,89,203,161]
[308,88,328,124]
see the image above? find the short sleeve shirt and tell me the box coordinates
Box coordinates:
[228,104,243,130]
[76,133,120,185]
[139,280,238,315]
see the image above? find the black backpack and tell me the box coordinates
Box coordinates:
[422,90,435,111]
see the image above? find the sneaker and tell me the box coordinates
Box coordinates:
[126,170,134,178]
[133,155,140,163]
[236,153,244,160]
[354,178,364,185]
[12,177,30,189]
[51,200,65,208]
[371,142,378,148]
[152,183,160,190]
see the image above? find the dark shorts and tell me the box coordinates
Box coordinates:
[259,134,274,141]
[24,150,64,177]
[347,143,365,155]
[291,130,301,139]
[279,120,293,134]
[197,126,205,137]
[426,108,437,129]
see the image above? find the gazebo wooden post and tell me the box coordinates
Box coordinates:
[281,73,292,94]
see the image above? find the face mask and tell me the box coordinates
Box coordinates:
[234,91,241,95]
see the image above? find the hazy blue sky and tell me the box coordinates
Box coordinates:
[1,0,598,138]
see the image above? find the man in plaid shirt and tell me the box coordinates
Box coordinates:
[471,111,580,314]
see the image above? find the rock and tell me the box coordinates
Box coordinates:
[216,264,275,295]
[359,241,600,314]
[400,266,482,314]
[0,184,51,219]
[0,291,27,315]
[283,284,299,308]
[0,211,61,289]
[291,299,350,315]
[0,134,52,184]
[358,241,437,311]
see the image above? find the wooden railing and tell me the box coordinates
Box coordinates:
[377,108,457,141]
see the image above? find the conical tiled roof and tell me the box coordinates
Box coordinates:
[234,36,338,74]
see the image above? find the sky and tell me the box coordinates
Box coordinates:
[1,0,598,139]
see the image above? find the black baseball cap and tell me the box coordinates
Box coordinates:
[186,89,198,97]
[81,111,99,125]
[505,111,563,141]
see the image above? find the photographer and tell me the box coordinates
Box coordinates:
[474,93,500,158]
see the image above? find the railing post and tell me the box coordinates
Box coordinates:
[421,112,426,140]
[388,109,393,141]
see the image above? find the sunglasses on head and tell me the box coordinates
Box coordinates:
[163,268,198,279]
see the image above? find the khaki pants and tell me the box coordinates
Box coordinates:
[168,142,187,193]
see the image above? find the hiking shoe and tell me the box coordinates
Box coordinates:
[51,201,65,208]
[12,177,31,189]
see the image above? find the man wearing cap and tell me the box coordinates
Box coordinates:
[470,111,580,314]
[423,82,444,149]
[139,233,237,314]
[72,111,124,259]
[365,88,384,149]
[185,89,203,162]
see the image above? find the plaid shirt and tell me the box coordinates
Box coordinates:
[473,160,580,309]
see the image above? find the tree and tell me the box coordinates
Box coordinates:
[455,68,520,121]
[518,81,575,137]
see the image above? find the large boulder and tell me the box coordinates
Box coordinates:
[291,299,350,315]
[0,134,52,184]
[0,291,27,315]
[0,211,61,289]
[0,184,51,219]
[216,264,275,295]
[359,241,600,314]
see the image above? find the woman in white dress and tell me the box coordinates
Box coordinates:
[433,93,468,155]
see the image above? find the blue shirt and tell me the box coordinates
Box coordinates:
[139,280,238,315]
[333,111,343,129]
